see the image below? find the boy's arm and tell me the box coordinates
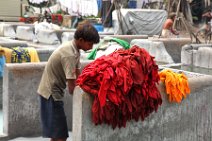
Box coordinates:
[67,79,76,94]
[67,68,80,95]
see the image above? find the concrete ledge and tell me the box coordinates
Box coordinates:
[151,38,191,63]
[2,63,72,139]
[2,51,212,140]
[73,72,212,141]
[3,63,45,138]
[36,48,55,62]
[1,60,92,139]
[101,35,148,43]
[0,37,28,47]
[181,44,212,68]
[130,39,174,64]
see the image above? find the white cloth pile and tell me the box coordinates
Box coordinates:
[58,0,98,16]
[28,0,48,4]
[34,22,61,44]
[34,21,61,34]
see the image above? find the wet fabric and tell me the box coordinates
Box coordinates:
[87,37,130,60]
[77,45,162,129]
[27,47,40,62]
[11,47,31,63]
[159,69,190,103]
[105,37,130,49]
[0,46,39,63]
[87,40,105,60]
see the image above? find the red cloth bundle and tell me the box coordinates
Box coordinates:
[51,14,63,25]
[77,46,162,129]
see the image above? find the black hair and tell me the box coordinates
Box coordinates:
[74,21,100,44]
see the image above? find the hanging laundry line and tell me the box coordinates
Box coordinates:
[28,0,48,4]
[57,0,98,17]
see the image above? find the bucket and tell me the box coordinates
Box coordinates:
[93,24,104,32]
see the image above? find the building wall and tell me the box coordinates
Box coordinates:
[0,0,28,21]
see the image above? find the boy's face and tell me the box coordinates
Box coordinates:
[80,39,94,51]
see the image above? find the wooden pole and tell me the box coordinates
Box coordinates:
[167,0,171,14]
[173,0,181,28]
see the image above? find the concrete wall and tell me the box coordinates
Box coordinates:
[0,35,209,141]
[181,44,212,68]
[2,63,72,139]
[1,60,212,141]
[151,38,191,63]
[130,39,174,64]
[130,38,191,64]
[36,48,55,62]
[101,35,148,43]
[1,60,92,140]
[0,47,54,109]
[73,73,212,141]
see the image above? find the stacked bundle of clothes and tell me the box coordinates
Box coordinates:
[77,45,162,129]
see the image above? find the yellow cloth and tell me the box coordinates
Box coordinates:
[27,47,40,62]
[0,46,13,63]
[0,46,40,63]
[159,69,190,103]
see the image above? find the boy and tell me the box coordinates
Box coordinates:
[37,21,100,141]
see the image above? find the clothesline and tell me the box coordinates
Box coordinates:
[57,0,98,16]
[29,0,48,4]
[28,0,98,16]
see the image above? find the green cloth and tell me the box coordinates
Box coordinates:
[87,47,98,60]
[108,37,130,49]
[87,40,104,60]
[87,37,130,60]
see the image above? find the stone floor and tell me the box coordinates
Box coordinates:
[8,132,72,141]
[0,110,2,135]
[0,110,72,141]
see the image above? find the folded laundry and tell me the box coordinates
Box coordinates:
[77,45,162,129]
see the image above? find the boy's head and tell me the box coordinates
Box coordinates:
[74,21,100,51]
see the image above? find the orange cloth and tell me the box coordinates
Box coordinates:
[159,69,190,103]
